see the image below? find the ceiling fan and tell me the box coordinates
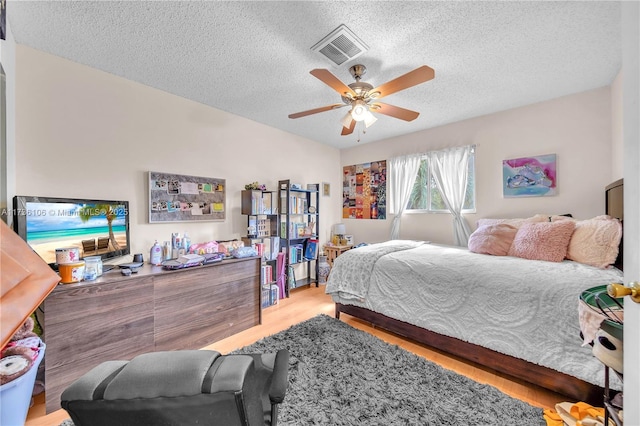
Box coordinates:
[288,64,435,136]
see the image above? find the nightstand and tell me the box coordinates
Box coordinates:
[323,245,352,267]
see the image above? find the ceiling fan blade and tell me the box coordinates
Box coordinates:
[369,65,435,99]
[341,119,356,136]
[310,69,356,97]
[371,102,420,121]
[288,103,345,119]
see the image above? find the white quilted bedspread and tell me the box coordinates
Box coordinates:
[326,241,623,388]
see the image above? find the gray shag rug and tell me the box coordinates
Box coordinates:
[60,314,545,425]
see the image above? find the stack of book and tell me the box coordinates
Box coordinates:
[261,283,279,308]
[261,263,274,285]
[250,191,273,214]
[288,244,304,264]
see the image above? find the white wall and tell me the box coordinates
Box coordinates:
[0,20,16,224]
[13,45,342,260]
[610,70,624,181]
[12,45,618,252]
[340,87,614,245]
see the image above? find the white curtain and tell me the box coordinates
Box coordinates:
[389,154,422,240]
[430,145,473,246]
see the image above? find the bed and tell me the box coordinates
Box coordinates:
[326,184,624,404]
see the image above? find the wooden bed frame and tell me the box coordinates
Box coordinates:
[335,303,603,404]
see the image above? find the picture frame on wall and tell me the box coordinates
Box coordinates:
[149,171,226,222]
[502,154,557,198]
[342,160,387,219]
[322,182,330,197]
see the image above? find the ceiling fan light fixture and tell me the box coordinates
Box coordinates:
[351,100,368,121]
[340,111,353,128]
[364,111,377,128]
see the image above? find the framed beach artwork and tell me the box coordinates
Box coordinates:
[502,154,557,198]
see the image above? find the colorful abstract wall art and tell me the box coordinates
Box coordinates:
[343,160,386,219]
[502,154,557,198]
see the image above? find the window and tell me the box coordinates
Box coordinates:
[407,150,475,212]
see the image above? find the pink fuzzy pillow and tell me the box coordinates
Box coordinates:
[508,220,576,262]
[566,215,622,268]
[468,224,518,256]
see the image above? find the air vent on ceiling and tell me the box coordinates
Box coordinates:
[311,24,368,67]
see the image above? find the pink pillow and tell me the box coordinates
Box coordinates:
[508,220,575,262]
[468,224,518,256]
[566,215,622,268]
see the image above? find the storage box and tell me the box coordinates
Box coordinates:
[0,343,46,426]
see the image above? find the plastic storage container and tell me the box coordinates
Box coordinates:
[84,257,100,281]
[84,255,103,276]
[0,343,46,426]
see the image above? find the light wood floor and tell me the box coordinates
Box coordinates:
[26,285,564,425]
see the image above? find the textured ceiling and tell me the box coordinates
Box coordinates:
[7,1,621,149]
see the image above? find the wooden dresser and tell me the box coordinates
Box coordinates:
[42,257,261,413]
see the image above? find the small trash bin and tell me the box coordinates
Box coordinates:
[0,343,46,426]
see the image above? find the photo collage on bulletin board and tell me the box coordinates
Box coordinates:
[342,160,386,219]
[149,171,226,222]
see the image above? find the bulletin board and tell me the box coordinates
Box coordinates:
[342,160,386,219]
[149,171,226,223]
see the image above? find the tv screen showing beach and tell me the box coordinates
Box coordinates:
[13,196,130,265]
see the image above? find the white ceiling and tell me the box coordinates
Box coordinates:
[6,1,621,149]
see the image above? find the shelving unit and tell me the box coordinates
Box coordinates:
[241,189,280,307]
[278,180,319,296]
[603,366,623,426]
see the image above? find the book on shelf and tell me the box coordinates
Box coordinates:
[304,239,318,260]
[262,238,271,261]
[261,286,270,308]
[261,283,279,308]
[270,236,280,260]
[246,191,274,215]
[262,192,273,214]
[289,244,304,264]
[261,263,274,285]
[254,242,264,258]
[270,285,279,305]
[287,195,308,214]
[288,222,312,238]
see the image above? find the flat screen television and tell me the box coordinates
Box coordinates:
[12,195,130,266]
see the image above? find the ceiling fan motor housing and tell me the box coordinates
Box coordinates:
[342,81,374,104]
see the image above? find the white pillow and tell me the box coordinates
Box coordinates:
[566,215,622,268]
